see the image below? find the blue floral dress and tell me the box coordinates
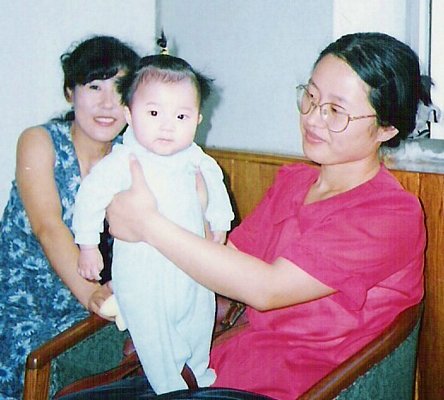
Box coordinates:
[0,120,115,399]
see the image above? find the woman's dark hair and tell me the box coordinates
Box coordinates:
[60,35,140,120]
[119,34,212,108]
[316,32,432,147]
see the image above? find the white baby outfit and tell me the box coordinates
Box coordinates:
[73,128,234,394]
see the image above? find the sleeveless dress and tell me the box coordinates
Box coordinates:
[0,120,115,399]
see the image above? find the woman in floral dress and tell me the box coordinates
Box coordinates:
[0,35,139,399]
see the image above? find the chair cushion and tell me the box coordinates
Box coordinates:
[335,318,420,399]
[50,323,128,397]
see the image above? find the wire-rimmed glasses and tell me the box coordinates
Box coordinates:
[296,84,377,133]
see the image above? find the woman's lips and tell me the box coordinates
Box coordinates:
[304,129,325,143]
[94,116,116,126]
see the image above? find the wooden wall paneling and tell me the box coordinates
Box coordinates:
[208,149,306,222]
[230,160,265,221]
[417,173,444,400]
[390,170,421,197]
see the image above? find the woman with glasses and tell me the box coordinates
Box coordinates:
[64,32,430,400]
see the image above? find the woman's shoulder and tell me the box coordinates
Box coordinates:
[16,121,72,164]
[17,125,53,151]
[370,165,421,207]
[19,120,70,142]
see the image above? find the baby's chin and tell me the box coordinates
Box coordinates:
[148,140,192,156]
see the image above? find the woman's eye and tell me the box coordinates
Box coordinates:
[88,84,100,90]
[177,114,187,120]
[306,91,319,105]
[326,103,344,114]
[149,110,158,116]
[306,86,317,99]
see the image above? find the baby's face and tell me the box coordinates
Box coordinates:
[125,78,202,156]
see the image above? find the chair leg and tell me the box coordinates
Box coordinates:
[23,364,50,400]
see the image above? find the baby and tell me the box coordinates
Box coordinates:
[72,38,234,394]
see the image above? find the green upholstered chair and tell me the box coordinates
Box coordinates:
[24,300,422,400]
[336,320,420,399]
[299,306,421,400]
[23,315,127,399]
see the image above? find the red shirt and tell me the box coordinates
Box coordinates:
[210,163,425,400]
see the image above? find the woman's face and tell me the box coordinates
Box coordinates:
[300,54,393,167]
[68,73,127,143]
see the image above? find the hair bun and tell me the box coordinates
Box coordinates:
[157,30,169,55]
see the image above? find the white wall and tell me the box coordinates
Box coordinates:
[430,0,444,138]
[0,0,429,211]
[157,0,428,159]
[157,0,334,156]
[333,0,429,71]
[0,0,156,210]
[333,0,406,43]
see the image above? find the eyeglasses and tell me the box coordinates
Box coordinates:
[296,84,377,133]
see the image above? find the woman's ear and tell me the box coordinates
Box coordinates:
[198,114,203,125]
[377,125,399,143]
[64,87,73,103]
[124,106,132,126]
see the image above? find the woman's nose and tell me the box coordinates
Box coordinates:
[303,103,324,127]
[101,87,119,108]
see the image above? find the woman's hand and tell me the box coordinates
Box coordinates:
[88,281,113,318]
[107,155,157,242]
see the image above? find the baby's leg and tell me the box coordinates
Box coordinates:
[113,258,189,394]
[177,285,216,388]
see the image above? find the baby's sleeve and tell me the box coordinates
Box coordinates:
[197,153,234,232]
[72,147,131,245]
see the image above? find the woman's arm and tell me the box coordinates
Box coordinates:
[107,156,335,310]
[16,127,110,313]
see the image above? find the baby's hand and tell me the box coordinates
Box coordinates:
[212,231,227,244]
[78,246,103,281]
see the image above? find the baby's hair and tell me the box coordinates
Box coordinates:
[157,30,168,54]
[119,33,212,108]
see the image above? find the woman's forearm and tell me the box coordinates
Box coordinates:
[16,127,102,311]
[146,212,271,307]
[141,212,333,310]
[37,222,100,309]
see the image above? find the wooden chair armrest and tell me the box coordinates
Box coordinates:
[52,296,248,398]
[299,302,422,400]
[24,313,110,400]
[213,295,247,339]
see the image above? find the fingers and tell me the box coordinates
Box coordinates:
[212,231,227,244]
[106,280,114,292]
[128,154,147,190]
[78,247,104,280]
[77,267,101,281]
